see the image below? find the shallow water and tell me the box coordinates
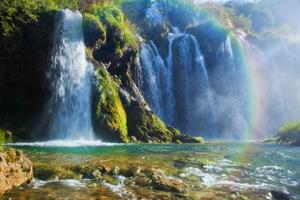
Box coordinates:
[3,142,300,199]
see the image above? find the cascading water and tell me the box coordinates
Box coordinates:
[139,28,216,135]
[136,1,300,140]
[47,9,94,140]
[140,41,167,118]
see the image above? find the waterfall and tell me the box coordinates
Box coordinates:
[140,28,216,135]
[140,41,167,118]
[47,9,94,140]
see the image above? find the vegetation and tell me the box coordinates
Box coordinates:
[93,67,128,143]
[0,0,79,36]
[268,120,300,146]
[279,120,300,135]
[83,13,106,49]
[0,129,12,143]
[84,2,139,56]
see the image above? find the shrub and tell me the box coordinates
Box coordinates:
[84,2,138,55]
[279,120,300,135]
[0,0,79,36]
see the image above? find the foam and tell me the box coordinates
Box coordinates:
[6,140,122,147]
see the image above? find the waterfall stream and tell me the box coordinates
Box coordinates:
[47,9,94,140]
[139,28,216,135]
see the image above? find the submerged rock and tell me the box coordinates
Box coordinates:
[270,190,290,200]
[147,169,187,193]
[0,148,33,196]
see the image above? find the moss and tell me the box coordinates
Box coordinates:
[34,166,82,180]
[126,102,174,143]
[0,129,13,143]
[194,137,205,143]
[93,66,128,142]
[275,120,300,145]
[83,13,106,49]
[279,120,300,134]
[85,2,139,56]
[4,148,22,163]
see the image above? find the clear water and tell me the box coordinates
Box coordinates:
[4,142,300,199]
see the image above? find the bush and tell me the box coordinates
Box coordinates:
[85,2,138,56]
[279,120,300,135]
[0,0,79,36]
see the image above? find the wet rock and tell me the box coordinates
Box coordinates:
[148,169,187,193]
[0,148,33,195]
[270,190,290,200]
[173,160,187,169]
[173,134,204,144]
[92,169,102,179]
[83,13,106,49]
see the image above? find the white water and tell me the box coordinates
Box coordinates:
[47,9,94,140]
[139,28,215,135]
[140,41,167,118]
[7,140,120,147]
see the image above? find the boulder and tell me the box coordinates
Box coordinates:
[147,169,187,193]
[0,148,33,195]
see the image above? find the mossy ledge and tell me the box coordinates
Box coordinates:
[265,120,300,146]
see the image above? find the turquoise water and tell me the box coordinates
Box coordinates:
[5,142,300,199]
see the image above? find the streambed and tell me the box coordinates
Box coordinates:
[2,142,300,200]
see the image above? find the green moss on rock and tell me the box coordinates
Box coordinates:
[84,2,139,59]
[126,101,174,143]
[83,13,106,49]
[92,66,128,143]
[0,129,13,143]
[275,120,300,146]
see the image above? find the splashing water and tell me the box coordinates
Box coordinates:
[47,9,94,140]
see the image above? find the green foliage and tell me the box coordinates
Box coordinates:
[94,67,128,142]
[0,129,13,143]
[275,120,300,146]
[194,137,204,143]
[0,0,79,36]
[279,120,300,135]
[85,2,138,56]
[83,13,106,48]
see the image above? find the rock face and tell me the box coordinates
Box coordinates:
[0,148,33,195]
[92,65,128,143]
